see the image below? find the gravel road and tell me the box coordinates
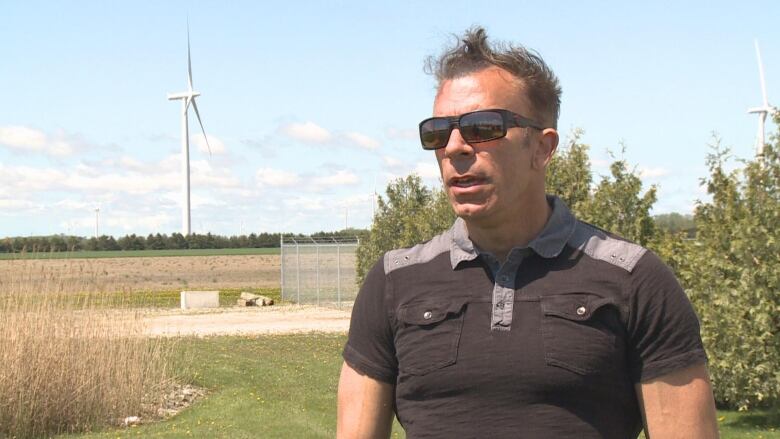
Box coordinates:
[142,304,352,337]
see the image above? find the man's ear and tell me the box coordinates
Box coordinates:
[532,128,559,170]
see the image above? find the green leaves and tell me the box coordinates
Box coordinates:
[660,127,780,410]
[355,175,455,284]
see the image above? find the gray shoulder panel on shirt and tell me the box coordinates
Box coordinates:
[567,221,647,272]
[384,230,452,275]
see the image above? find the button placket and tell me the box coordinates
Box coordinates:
[488,251,525,331]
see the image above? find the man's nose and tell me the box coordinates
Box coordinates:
[443,127,475,158]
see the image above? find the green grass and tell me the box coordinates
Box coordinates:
[51,334,777,439]
[96,287,281,309]
[717,409,780,438]
[0,288,282,310]
[58,335,405,439]
[0,248,280,260]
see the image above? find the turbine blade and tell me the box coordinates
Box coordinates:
[191,99,211,156]
[755,39,769,106]
[187,24,193,91]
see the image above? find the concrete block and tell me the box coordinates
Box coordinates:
[180,291,220,309]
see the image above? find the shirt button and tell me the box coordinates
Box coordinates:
[423,311,433,320]
[576,306,587,316]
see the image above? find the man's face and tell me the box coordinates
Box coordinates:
[433,67,551,226]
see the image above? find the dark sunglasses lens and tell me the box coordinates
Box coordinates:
[460,111,505,143]
[420,118,452,149]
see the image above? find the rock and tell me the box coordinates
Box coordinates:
[240,292,260,301]
[238,292,274,306]
[123,416,141,426]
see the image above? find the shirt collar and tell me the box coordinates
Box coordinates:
[448,195,577,269]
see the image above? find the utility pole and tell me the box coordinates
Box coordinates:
[94,208,100,238]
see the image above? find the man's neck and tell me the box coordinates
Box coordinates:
[464,194,552,263]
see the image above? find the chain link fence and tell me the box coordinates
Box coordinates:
[280,236,359,308]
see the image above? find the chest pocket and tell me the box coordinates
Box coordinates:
[541,293,619,375]
[395,298,468,376]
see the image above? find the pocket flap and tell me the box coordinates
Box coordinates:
[542,294,614,321]
[398,298,467,325]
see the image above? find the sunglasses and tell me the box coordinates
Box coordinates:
[418,109,543,150]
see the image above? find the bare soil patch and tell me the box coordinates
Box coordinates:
[141,304,351,337]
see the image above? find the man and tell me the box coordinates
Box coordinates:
[338,27,719,438]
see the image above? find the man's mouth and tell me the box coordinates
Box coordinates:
[449,175,487,188]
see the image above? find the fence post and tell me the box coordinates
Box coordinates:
[337,241,341,308]
[280,235,284,302]
[316,242,320,306]
[295,241,300,304]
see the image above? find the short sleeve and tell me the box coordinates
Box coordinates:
[342,255,398,384]
[626,251,707,383]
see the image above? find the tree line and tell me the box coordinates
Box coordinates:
[0,229,369,253]
[356,121,780,410]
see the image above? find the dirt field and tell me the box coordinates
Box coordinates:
[141,304,351,337]
[0,254,356,336]
[0,254,280,293]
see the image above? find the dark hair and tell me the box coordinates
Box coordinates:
[425,26,562,128]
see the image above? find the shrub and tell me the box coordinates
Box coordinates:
[666,135,780,410]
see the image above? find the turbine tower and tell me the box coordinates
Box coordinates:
[747,39,776,157]
[167,25,211,236]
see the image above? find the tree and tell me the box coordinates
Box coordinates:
[653,213,695,237]
[670,132,780,410]
[356,175,455,284]
[547,128,593,211]
[577,150,658,246]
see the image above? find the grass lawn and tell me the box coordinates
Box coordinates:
[0,248,280,260]
[58,334,405,439]
[1,288,282,310]
[83,287,281,309]
[55,335,778,438]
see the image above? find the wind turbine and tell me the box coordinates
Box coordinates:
[167,25,211,236]
[747,39,776,158]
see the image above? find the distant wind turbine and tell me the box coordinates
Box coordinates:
[167,25,211,236]
[747,39,777,157]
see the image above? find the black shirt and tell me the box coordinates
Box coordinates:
[343,196,706,438]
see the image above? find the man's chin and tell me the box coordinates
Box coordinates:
[452,202,491,221]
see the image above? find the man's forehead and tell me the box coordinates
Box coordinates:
[433,67,527,115]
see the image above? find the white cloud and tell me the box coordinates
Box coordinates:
[0,199,37,211]
[413,162,441,179]
[0,125,74,156]
[0,126,46,148]
[386,127,418,140]
[53,199,93,211]
[106,212,174,232]
[313,170,359,187]
[639,167,670,178]
[382,156,403,168]
[256,167,301,187]
[119,156,146,172]
[280,121,333,144]
[278,122,385,151]
[283,196,326,211]
[0,153,238,198]
[193,133,227,155]
[345,132,380,150]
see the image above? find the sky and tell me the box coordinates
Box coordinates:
[1,1,778,238]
